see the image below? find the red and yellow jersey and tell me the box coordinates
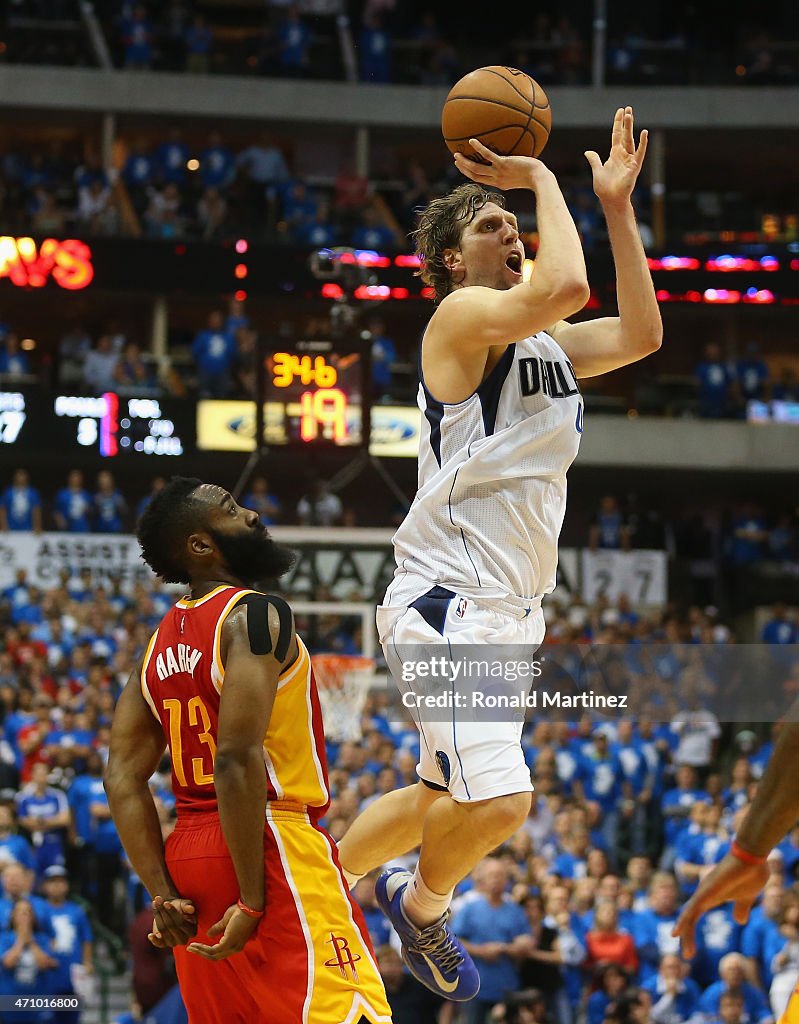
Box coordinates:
[141,585,330,819]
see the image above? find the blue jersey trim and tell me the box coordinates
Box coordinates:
[476,343,516,437]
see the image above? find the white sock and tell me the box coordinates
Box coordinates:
[401,865,453,927]
[342,867,364,890]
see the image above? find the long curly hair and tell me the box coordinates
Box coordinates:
[412,183,505,302]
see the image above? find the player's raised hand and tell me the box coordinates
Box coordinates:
[454,138,554,192]
[672,852,769,959]
[584,106,648,207]
[148,895,197,949]
[186,902,260,961]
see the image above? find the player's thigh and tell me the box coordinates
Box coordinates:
[165,818,381,1024]
[249,814,392,1024]
[385,601,536,802]
[379,602,454,791]
[420,712,532,802]
[164,821,240,936]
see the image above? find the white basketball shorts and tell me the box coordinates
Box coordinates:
[377,578,545,803]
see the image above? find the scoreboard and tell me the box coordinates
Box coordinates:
[54,394,186,457]
[0,331,422,462]
[0,392,26,445]
[0,390,192,459]
[268,341,363,445]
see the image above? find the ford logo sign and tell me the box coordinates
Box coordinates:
[371,418,416,443]
[227,415,255,439]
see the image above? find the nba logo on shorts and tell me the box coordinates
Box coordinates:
[455,598,468,618]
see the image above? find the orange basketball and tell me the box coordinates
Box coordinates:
[442,66,551,160]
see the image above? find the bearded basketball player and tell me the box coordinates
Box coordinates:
[337,107,662,1006]
[105,478,391,1024]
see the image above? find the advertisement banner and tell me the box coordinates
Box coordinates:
[0,532,155,591]
[368,405,422,458]
[0,530,666,606]
[195,400,287,451]
[581,549,668,605]
[196,401,421,457]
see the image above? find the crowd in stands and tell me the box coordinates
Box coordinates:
[0,560,797,1019]
[333,600,799,1023]
[9,288,799,428]
[6,117,799,259]
[0,298,403,404]
[589,493,799,567]
[5,116,799,307]
[3,123,635,251]
[694,342,799,420]
[0,129,413,247]
[105,3,591,87]
[543,593,799,652]
[10,0,778,87]
[0,130,491,243]
[10,1,798,87]
[2,462,798,572]
[0,317,171,396]
[0,467,350,535]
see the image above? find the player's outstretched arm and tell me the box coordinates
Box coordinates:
[188,598,297,962]
[436,140,589,350]
[550,106,662,378]
[105,664,196,946]
[673,702,799,957]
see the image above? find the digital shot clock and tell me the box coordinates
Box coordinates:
[267,340,363,446]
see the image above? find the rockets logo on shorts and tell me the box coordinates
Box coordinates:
[324,933,361,982]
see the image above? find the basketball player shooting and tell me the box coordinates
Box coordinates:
[337,107,662,1003]
[104,478,391,1024]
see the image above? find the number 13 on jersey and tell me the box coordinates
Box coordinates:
[162,696,216,786]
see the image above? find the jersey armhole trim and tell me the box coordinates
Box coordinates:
[212,588,257,691]
[419,336,517,409]
[277,638,309,689]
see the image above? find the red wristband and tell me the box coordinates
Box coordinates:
[731,839,768,866]
[237,899,265,919]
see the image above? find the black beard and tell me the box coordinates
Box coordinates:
[209,527,296,587]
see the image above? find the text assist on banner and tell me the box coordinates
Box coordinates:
[0,531,667,606]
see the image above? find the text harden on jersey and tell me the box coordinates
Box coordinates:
[155,643,203,680]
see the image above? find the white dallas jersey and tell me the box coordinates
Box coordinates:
[392,330,583,602]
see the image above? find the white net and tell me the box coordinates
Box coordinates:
[312,653,375,742]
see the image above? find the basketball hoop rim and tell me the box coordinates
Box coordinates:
[312,652,375,691]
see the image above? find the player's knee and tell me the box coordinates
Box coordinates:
[480,791,532,842]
